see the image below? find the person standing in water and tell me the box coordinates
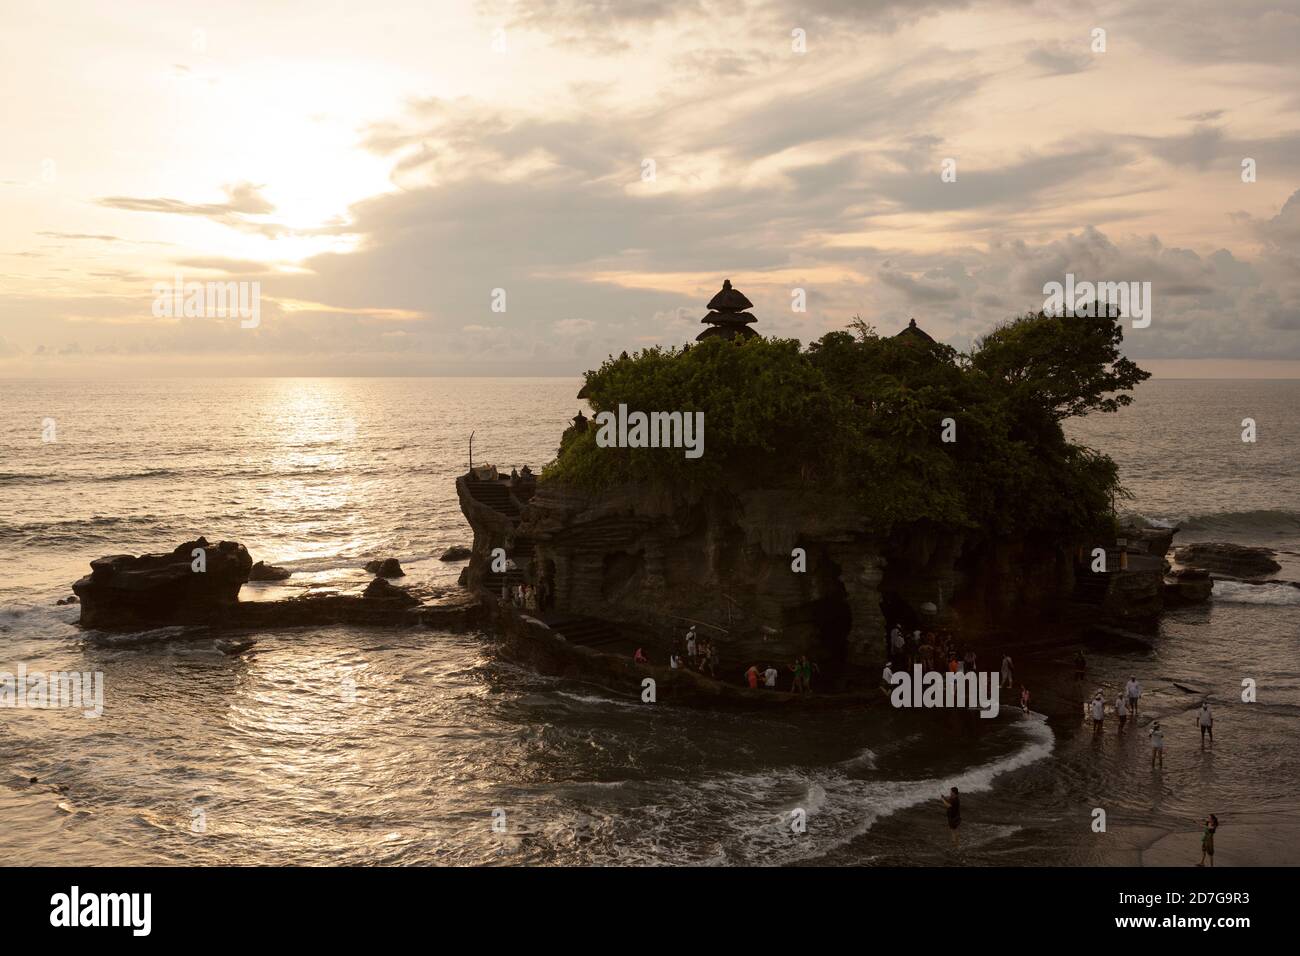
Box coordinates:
[1149,720,1165,769]
[1114,691,1128,733]
[1090,692,1106,734]
[1000,653,1014,690]
[1198,814,1218,867]
[1197,700,1214,748]
[1126,676,1142,717]
[1020,684,1031,715]
[941,787,961,848]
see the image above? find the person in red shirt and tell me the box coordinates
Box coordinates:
[745,665,760,689]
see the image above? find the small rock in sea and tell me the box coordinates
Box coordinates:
[364,557,405,577]
[439,545,473,562]
[248,560,292,582]
[56,595,80,606]
[362,576,419,606]
[215,638,256,656]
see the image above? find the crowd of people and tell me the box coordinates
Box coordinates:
[632,625,827,695]
[881,623,1032,713]
[660,624,719,678]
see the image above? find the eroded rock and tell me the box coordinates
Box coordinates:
[1175,543,1280,578]
[71,537,252,629]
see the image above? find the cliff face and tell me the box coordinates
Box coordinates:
[458,474,1087,671]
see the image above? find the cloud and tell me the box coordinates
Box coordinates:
[1025,42,1093,76]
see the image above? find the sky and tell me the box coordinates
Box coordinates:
[2,0,1299,378]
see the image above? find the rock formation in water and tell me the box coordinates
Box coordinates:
[249,560,292,581]
[72,539,476,632]
[73,537,252,628]
[364,557,405,577]
[1174,542,1281,578]
[457,473,1112,673]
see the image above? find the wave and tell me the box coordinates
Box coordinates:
[695,717,1055,866]
[1212,580,1300,606]
[1128,509,1300,538]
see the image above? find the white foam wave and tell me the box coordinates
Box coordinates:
[693,717,1055,866]
[1212,580,1300,606]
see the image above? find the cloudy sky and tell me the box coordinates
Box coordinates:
[3,0,1299,377]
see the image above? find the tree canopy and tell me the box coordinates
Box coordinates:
[543,308,1148,541]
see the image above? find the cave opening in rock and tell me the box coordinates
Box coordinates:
[879,591,919,636]
[807,560,852,676]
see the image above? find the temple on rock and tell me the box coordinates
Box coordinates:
[697,279,759,342]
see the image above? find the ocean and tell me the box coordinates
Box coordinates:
[2,377,1298,865]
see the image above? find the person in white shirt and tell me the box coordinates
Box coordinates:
[890,625,905,661]
[669,654,681,670]
[685,627,697,659]
[881,663,894,689]
[763,665,778,689]
[1090,692,1105,733]
[1197,700,1214,748]
[1125,677,1142,716]
[1149,720,1165,768]
[1000,653,1014,690]
[1114,692,1128,732]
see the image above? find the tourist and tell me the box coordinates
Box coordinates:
[1198,814,1218,867]
[940,787,961,848]
[1090,692,1105,733]
[1197,700,1214,748]
[1149,720,1165,769]
[1125,676,1142,716]
[801,657,819,695]
[686,626,697,660]
[948,654,959,674]
[881,661,894,690]
[1114,691,1128,732]
[510,467,519,479]
[745,664,760,689]
[1020,685,1031,715]
[1073,650,1087,681]
[670,653,682,670]
[763,663,779,689]
[1000,653,1014,690]
[789,659,803,694]
[634,647,648,664]
[524,585,537,612]
[890,625,905,664]
[701,643,717,678]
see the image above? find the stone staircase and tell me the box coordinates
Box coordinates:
[466,479,521,519]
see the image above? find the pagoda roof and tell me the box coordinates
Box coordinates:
[696,324,759,342]
[894,317,935,343]
[706,279,753,312]
[700,310,757,325]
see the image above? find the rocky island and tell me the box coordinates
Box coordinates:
[456,281,1216,699]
